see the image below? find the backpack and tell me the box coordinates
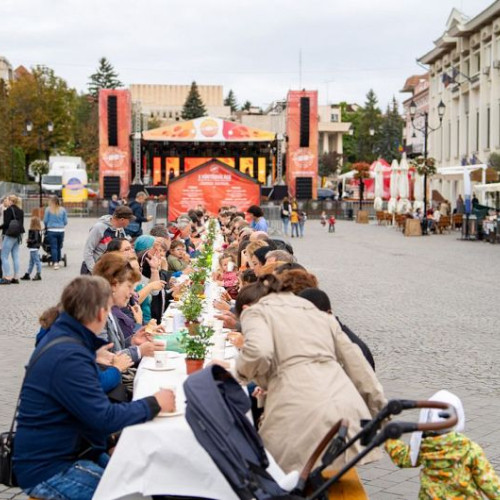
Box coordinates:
[184,365,299,500]
[5,208,22,238]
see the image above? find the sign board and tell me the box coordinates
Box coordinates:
[167,160,260,220]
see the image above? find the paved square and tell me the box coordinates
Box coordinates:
[1,216,498,498]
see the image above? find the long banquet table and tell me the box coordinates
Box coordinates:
[94,282,297,500]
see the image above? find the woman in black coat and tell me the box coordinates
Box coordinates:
[0,194,25,284]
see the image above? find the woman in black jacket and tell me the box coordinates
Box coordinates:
[0,194,25,284]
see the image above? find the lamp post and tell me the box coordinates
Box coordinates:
[26,120,54,208]
[409,99,445,234]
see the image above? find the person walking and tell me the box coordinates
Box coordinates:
[21,216,43,281]
[280,196,291,236]
[0,194,25,285]
[456,194,465,215]
[298,210,307,238]
[43,196,68,270]
[108,194,121,215]
[290,208,299,238]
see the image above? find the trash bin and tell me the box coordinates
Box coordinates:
[347,208,354,220]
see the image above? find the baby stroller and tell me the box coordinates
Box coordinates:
[40,229,68,267]
[183,365,458,500]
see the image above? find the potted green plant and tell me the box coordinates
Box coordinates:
[180,324,214,374]
[180,291,203,334]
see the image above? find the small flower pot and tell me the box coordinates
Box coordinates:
[185,321,200,336]
[185,358,204,375]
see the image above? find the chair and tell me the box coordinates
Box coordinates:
[375,211,384,225]
[437,215,451,234]
[395,214,406,231]
[452,213,463,230]
[383,212,393,225]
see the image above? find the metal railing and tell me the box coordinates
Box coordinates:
[262,204,284,236]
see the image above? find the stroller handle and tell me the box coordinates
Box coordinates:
[414,400,458,432]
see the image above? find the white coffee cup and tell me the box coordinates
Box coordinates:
[213,319,224,333]
[163,317,174,333]
[227,261,235,272]
[154,351,169,368]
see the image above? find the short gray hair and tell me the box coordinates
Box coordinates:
[266,250,295,263]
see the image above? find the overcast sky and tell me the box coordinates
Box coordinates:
[1,0,494,111]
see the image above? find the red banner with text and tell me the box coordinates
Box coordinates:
[168,161,260,220]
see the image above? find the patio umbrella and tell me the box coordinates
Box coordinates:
[373,160,384,211]
[413,171,424,212]
[397,153,410,214]
[388,159,399,214]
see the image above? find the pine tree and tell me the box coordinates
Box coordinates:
[181,81,207,120]
[224,90,238,114]
[241,101,252,111]
[357,89,382,162]
[377,97,404,162]
[87,57,123,99]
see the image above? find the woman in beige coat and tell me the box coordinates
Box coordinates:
[235,278,386,474]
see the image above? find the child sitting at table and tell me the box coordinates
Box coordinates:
[217,253,239,300]
[167,240,190,272]
[385,389,500,500]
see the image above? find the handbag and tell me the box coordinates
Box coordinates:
[5,208,21,238]
[0,337,83,487]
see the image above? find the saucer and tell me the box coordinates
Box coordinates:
[144,365,176,372]
[157,410,184,418]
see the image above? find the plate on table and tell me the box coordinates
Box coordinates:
[144,365,176,372]
[157,410,184,418]
[165,351,181,358]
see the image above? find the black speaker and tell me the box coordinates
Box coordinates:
[299,97,310,148]
[103,176,121,199]
[107,95,118,147]
[295,177,312,200]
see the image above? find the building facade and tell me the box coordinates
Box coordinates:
[129,84,231,124]
[400,73,429,156]
[0,56,13,83]
[418,3,500,167]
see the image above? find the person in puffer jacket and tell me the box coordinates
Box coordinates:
[81,206,134,274]
[385,390,500,500]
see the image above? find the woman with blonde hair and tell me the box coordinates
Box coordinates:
[0,194,25,284]
[43,195,67,270]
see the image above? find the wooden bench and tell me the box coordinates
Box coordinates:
[322,468,368,500]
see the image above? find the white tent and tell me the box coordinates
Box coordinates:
[397,154,411,214]
[413,172,424,212]
[387,159,399,214]
[373,161,384,211]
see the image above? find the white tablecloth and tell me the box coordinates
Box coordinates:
[93,324,296,499]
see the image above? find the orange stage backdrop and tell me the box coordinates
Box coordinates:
[286,90,318,198]
[166,158,180,183]
[98,89,131,197]
[185,157,235,172]
[168,160,260,220]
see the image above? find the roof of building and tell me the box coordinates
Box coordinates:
[400,74,429,93]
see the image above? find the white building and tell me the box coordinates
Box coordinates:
[0,56,13,83]
[418,3,500,168]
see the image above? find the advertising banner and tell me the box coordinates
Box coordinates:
[143,117,275,142]
[286,90,318,198]
[168,160,260,220]
[98,89,131,197]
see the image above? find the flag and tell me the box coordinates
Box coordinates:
[442,72,452,88]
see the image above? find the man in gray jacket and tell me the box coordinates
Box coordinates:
[81,206,134,274]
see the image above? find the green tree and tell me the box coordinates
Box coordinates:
[0,78,9,180]
[224,89,238,113]
[87,57,123,99]
[241,100,252,111]
[8,66,78,175]
[357,89,382,163]
[318,151,342,177]
[147,115,163,129]
[340,102,362,165]
[181,81,207,120]
[377,97,404,162]
[488,152,500,172]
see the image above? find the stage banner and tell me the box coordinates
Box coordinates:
[286,90,318,198]
[257,157,266,184]
[168,160,260,220]
[240,157,254,177]
[166,158,180,183]
[217,157,235,167]
[153,157,162,185]
[98,89,131,197]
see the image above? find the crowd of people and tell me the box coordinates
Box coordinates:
[8,200,500,500]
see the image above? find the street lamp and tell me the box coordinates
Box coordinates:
[369,127,375,136]
[26,120,54,208]
[409,99,445,234]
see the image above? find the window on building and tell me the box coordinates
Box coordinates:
[456,119,460,158]
[471,50,481,75]
[476,110,480,151]
[330,113,339,122]
[169,111,173,118]
[462,57,470,78]
[448,121,451,159]
[487,107,491,149]
[163,111,166,118]
[484,44,492,67]
[466,113,469,155]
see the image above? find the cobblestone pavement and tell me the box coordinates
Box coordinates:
[1,217,499,499]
